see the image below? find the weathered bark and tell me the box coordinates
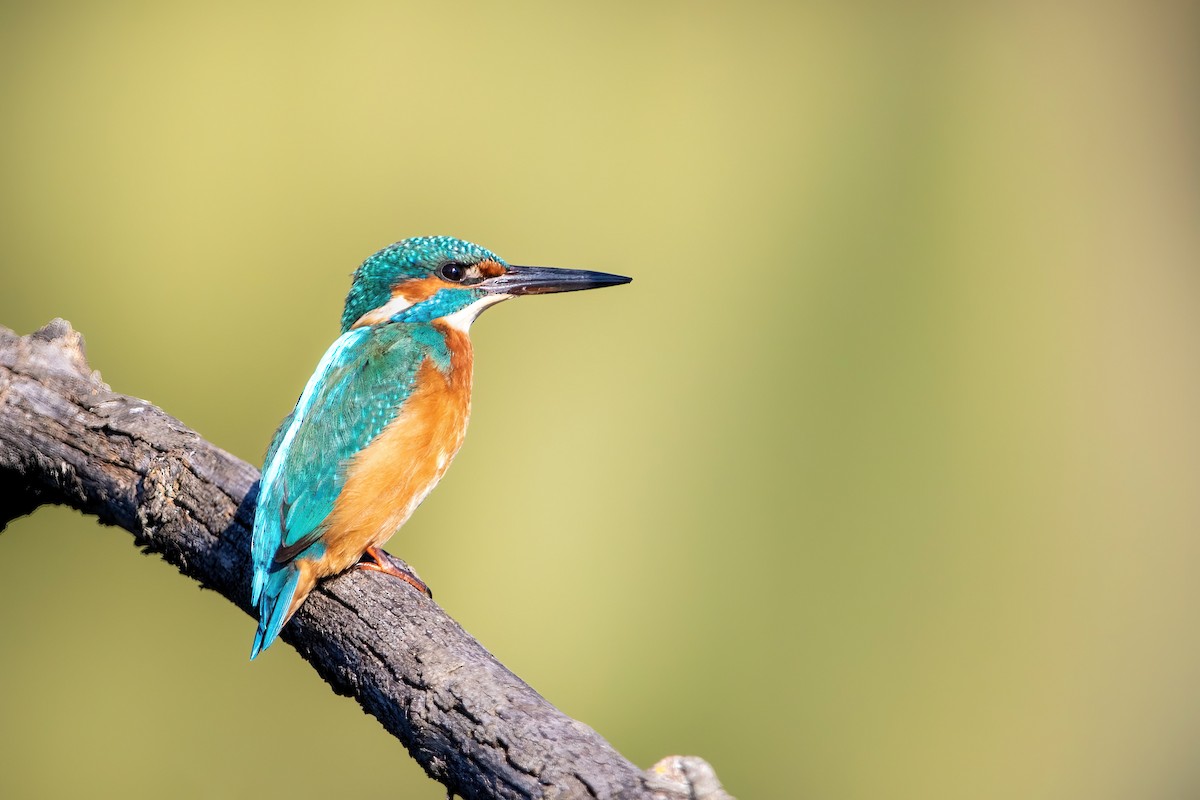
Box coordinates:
[0,319,732,800]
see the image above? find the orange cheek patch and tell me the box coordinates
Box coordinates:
[398,276,453,304]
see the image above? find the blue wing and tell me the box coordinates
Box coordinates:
[250,324,440,657]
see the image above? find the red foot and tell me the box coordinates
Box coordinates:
[356,546,433,599]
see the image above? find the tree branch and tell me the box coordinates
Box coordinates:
[0,319,732,800]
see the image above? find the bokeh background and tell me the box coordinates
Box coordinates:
[1,2,1198,798]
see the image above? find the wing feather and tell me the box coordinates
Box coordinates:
[250,325,431,613]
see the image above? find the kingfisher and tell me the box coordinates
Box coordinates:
[249,236,630,658]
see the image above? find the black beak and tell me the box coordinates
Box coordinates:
[481,265,632,296]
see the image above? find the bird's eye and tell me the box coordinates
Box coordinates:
[440,263,466,282]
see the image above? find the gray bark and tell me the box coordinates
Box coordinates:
[0,319,732,800]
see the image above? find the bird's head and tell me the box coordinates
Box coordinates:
[341,236,631,333]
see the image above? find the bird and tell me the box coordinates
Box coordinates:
[250,236,631,658]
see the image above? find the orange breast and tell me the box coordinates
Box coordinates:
[316,324,474,576]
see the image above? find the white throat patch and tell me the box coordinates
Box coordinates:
[440,293,512,332]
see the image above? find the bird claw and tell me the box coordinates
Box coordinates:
[356,546,434,599]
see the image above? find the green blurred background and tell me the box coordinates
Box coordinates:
[1,2,1198,798]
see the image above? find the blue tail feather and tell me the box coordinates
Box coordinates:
[250,564,301,660]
